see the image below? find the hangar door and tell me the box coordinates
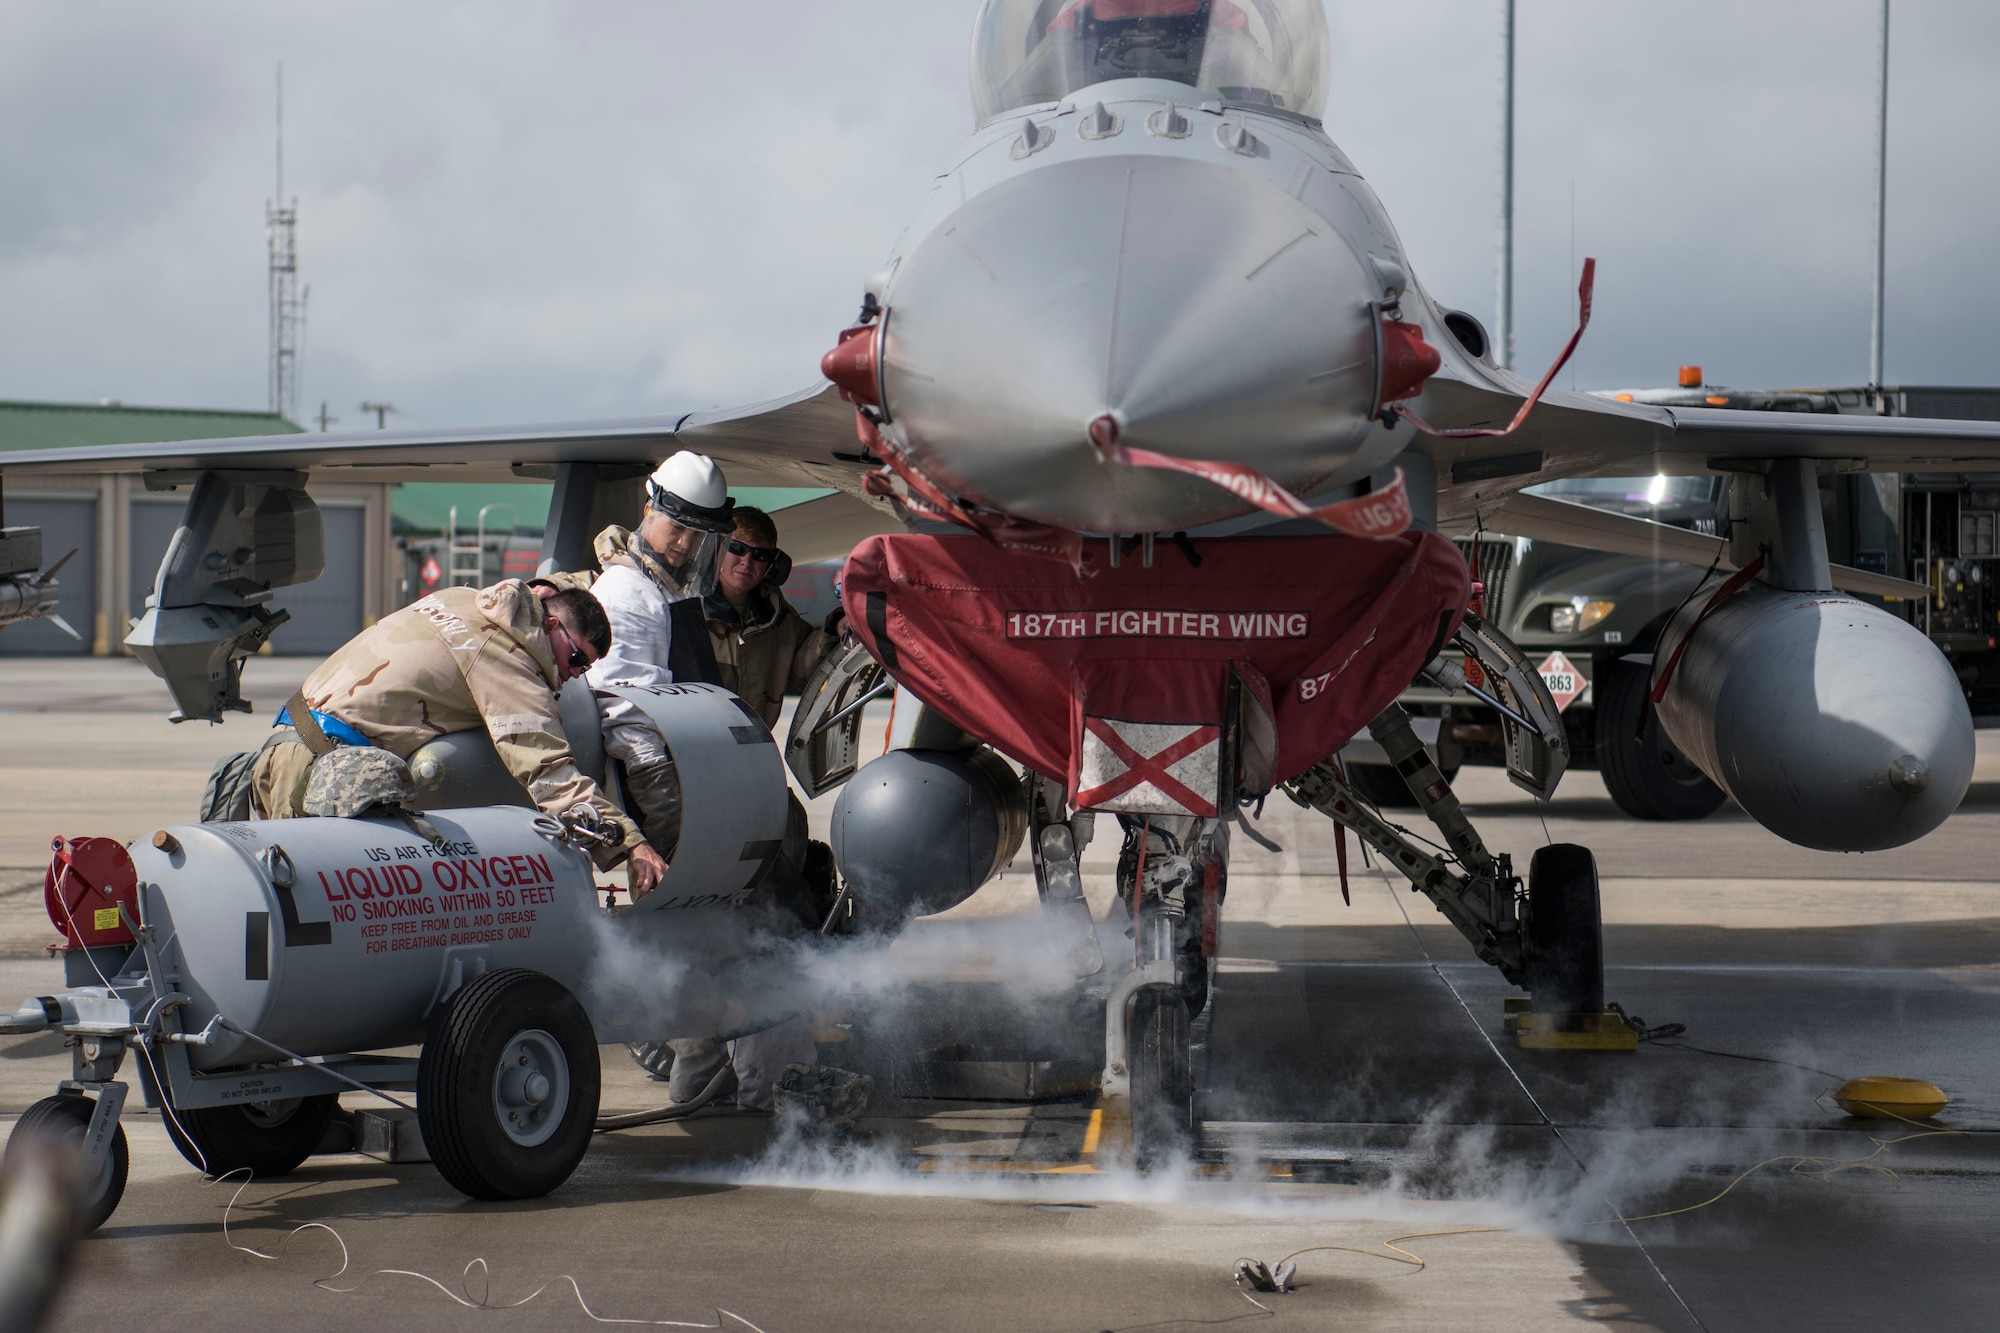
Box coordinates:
[0,495,97,656]
[129,497,364,657]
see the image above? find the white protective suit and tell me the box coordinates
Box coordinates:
[589,563,676,769]
[587,522,816,1105]
[585,525,709,770]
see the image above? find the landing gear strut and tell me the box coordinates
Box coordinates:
[1091,814,1225,1167]
[1290,678,1607,1027]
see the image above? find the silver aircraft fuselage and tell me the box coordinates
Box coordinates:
[871,77,1413,535]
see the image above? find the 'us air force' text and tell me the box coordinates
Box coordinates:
[1006,609,1310,640]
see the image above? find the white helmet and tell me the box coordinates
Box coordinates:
[646,451,734,533]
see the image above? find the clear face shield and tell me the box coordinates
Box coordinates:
[637,509,725,603]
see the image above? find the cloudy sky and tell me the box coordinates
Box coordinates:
[2,1,1993,429]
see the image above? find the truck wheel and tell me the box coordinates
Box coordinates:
[1129,988,1194,1170]
[7,1094,128,1231]
[1523,844,1604,1015]
[162,1094,338,1178]
[418,968,599,1201]
[1596,660,1727,820]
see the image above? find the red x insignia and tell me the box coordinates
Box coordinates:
[1075,717,1221,816]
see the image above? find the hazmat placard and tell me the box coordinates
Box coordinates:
[1538,651,1585,712]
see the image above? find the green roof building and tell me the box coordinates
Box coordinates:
[0,400,390,657]
[0,399,301,453]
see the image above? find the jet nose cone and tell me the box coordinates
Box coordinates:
[880,153,1381,533]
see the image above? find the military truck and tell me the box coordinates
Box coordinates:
[1348,378,2000,820]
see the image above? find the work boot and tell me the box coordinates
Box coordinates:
[627,1041,675,1081]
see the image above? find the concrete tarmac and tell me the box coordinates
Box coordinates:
[3,657,1999,1331]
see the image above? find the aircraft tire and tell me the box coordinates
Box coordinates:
[163,1090,338,1180]
[1595,660,1727,821]
[418,968,599,1201]
[7,1093,128,1232]
[1523,844,1605,1015]
[1128,987,1194,1170]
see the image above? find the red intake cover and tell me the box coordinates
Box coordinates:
[841,532,1469,796]
[821,324,882,409]
[1377,317,1442,408]
[45,836,139,949]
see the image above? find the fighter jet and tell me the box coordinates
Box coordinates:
[6,0,1999,1163]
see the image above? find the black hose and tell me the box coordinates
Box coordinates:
[593,1062,738,1132]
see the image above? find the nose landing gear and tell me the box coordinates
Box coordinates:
[1089,815,1224,1169]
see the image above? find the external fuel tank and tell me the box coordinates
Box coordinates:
[1652,585,1973,852]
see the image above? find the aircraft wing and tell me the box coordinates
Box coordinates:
[1444,489,1929,602]
[1412,365,2000,530]
[0,382,870,491]
[0,379,900,563]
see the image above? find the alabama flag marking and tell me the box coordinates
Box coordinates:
[1075,717,1221,817]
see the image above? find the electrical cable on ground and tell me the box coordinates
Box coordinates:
[1232,1227,1502,1296]
[1647,1039,1840,1082]
[1377,864,1713,1333]
[214,1169,772,1329]
[55,888,774,1328]
[1613,1106,1971,1227]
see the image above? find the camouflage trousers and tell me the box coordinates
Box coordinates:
[248,733,319,819]
[627,1019,817,1112]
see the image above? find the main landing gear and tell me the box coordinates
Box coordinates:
[1285,656,1615,1043]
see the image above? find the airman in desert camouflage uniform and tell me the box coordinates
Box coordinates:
[249,578,667,889]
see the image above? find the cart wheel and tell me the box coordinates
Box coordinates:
[1128,987,1193,1170]
[418,968,599,1201]
[1523,843,1605,1015]
[7,1094,128,1232]
[162,1093,338,1178]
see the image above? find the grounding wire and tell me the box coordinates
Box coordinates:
[1377,863,1713,1333]
[214,1167,772,1328]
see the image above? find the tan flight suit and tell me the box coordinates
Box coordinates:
[705,586,832,729]
[249,580,645,871]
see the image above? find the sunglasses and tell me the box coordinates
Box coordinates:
[549,620,593,672]
[722,537,780,564]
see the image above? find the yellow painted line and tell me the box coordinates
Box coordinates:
[1081,1106,1103,1156]
[914,1160,1093,1175]
[909,1159,1293,1179]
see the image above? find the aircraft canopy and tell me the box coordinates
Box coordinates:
[970,0,1331,122]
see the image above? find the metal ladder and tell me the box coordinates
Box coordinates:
[445,503,518,588]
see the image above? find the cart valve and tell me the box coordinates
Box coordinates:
[160,1015,221,1047]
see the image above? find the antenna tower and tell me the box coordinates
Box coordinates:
[267,64,307,424]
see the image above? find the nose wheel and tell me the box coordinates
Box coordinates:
[1127,986,1194,1168]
